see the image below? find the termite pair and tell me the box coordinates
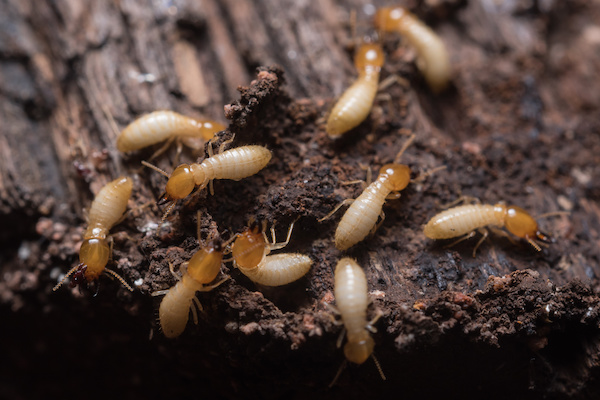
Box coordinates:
[326,6,451,138]
[329,257,384,385]
[117,110,226,159]
[143,137,272,221]
[152,215,231,338]
[231,219,313,287]
[320,134,442,251]
[424,198,556,257]
[53,177,134,292]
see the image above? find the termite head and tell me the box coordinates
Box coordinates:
[231,222,267,271]
[164,164,196,202]
[373,6,409,32]
[355,43,385,73]
[379,163,411,191]
[187,239,224,284]
[78,238,110,281]
[344,336,375,365]
[504,205,552,251]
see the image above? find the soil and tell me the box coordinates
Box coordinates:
[2,1,600,399]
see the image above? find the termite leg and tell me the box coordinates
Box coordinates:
[104,268,134,291]
[370,209,386,235]
[318,199,355,222]
[444,230,477,251]
[438,195,481,210]
[366,309,384,333]
[146,137,177,163]
[190,297,201,325]
[198,276,230,292]
[378,74,410,91]
[471,228,490,258]
[336,327,347,349]
[268,219,297,251]
[151,289,169,297]
[169,261,185,280]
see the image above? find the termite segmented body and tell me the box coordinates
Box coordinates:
[320,135,428,251]
[423,202,552,256]
[53,177,134,292]
[326,43,385,138]
[153,239,228,338]
[334,258,376,365]
[374,6,450,93]
[117,111,225,152]
[231,221,312,286]
[161,145,272,202]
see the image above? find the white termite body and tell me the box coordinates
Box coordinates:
[117,111,225,152]
[334,258,374,364]
[238,253,313,287]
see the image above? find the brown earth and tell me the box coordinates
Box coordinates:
[1,1,600,399]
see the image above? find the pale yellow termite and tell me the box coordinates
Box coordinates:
[143,139,272,221]
[326,43,385,138]
[152,238,229,338]
[374,6,451,93]
[231,220,312,286]
[329,257,384,385]
[319,134,441,251]
[423,200,553,257]
[53,177,134,292]
[117,110,225,154]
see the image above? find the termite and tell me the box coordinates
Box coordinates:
[374,6,451,93]
[117,111,226,159]
[152,213,231,338]
[319,134,442,251]
[423,198,554,257]
[326,43,385,138]
[53,177,134,292]
[329,257,384,386]
[231,220,312,286]
[143,139,272,221]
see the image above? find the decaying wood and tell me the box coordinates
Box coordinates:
[2,0,600,399]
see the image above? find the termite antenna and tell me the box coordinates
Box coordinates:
[535,211,570,220]
[104,268,134,292]
[52,265,80,291]
[411,165,447,184]
[159,201,177,227]
[329,360,348,388]
[141,160,170,178]
[371,354,386,381]
[393,133,416,164]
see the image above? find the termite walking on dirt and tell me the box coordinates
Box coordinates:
[152,213,232,338]
[117,111,226,155]
[423,198,556,257]
[326,43,385,138]
[319,134,443,251]
[53,177,134,292]
[143,137,272,222]
[231,219,312,286]
[374,6,451,93]
[329,257,385,386]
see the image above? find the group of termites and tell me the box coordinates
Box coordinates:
[53,6,560,384]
